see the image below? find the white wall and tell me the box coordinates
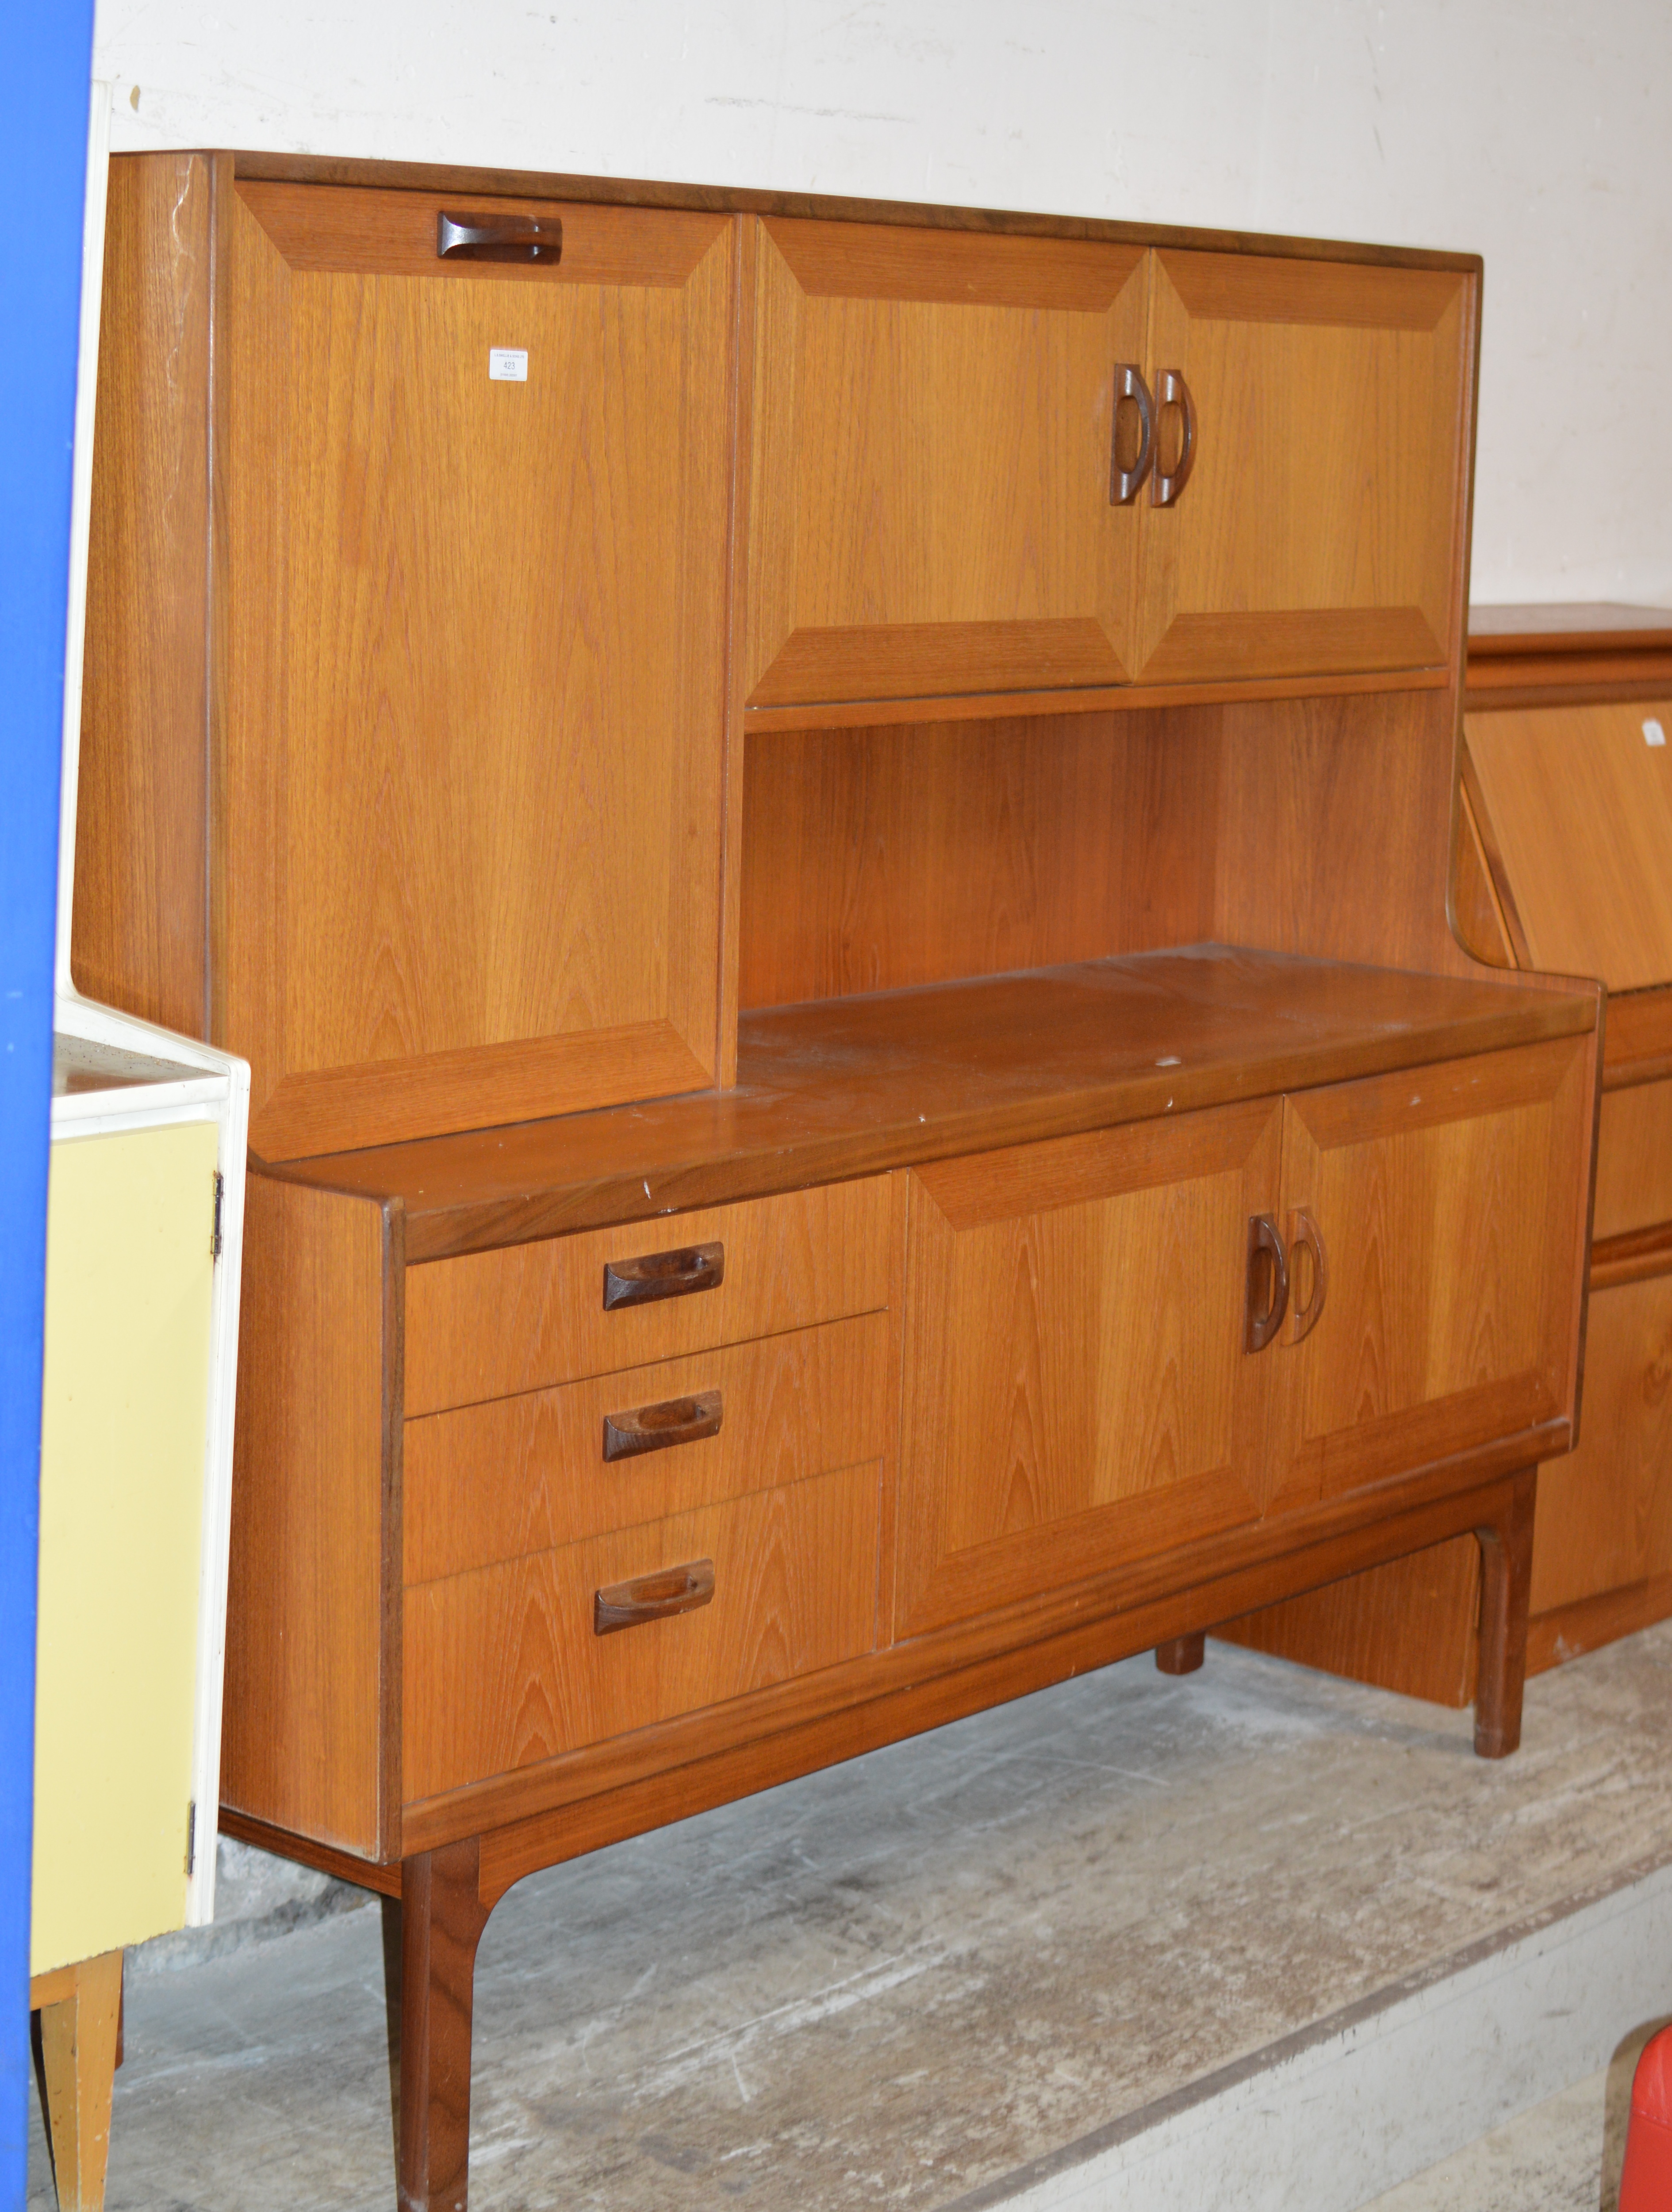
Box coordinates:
[95,0,1672,608]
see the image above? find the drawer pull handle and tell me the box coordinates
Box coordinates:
[1286,1208,1329,1343]
[1110,363,1155,504]
[594,1558,716,1637]
[1245,1213,1289,1353]
[602,1389,723,1462]
[437,210,562,263]
[602,1240,725,1310]
[1151,367,1197,506]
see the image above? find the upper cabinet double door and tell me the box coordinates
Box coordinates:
[744,221,1471,709]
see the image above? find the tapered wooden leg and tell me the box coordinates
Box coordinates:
[396,1839,491,2212]
[1474,1469,1538,1759]
[1156,1632,1206,1676]
[36,1948,123,2211]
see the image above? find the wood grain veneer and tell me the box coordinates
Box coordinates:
[70,154,212,1038]
[230,149,1481,272]
[216,183,735,1157]
[1269,1038,1588,1507]
[1464,702,1672,991]
[745,219,1147,708]
[263,949,1598,1262]
[404,1458,882,1800]
[221,1175,400,1857]
[1528,1272,1672,1620]
[404,1312,889,1583]
[404,1176,893,1412]
[1131,254,1468,685]
[897,1100,1281,1637]
[1594,1080,1672,1239]
[1466,605,1672,712]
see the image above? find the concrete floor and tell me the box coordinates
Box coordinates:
[31,1623,1672,2211]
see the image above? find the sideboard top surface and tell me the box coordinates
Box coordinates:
[261,947,1596,1261]
[221,149,1482,275]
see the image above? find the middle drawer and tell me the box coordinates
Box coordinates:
[405,1310,891,1584]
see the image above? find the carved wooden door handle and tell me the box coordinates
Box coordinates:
[602,1389,723,1461]
[1245,1213,1289,1352]
[1151,368,1197,505]
[602,1240,725,1309]
[1110,364,1155,504]
[594,1559,716,1636]
[436,210,562,263]
[1286,1208,1329,1343]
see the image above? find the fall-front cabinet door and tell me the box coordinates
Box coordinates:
[1267,1039,1591,1512]
[1129,252,1471,686]
[744,218,1149,712]
[219,185,735,1158]
[896,1101,1282,1639]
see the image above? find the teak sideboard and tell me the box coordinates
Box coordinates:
[74,150,1601,2210]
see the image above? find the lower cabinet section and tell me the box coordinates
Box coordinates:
[1269,1038,1588,1508]
[404,1458,883,1801]
[896,1101,1281,1637]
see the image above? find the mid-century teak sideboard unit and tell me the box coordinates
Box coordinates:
[74,151,1602,2209]
[1227,605,1672,1701]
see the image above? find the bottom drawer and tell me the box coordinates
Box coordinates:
[403,1459,881,1802]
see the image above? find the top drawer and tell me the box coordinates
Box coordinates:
[405,1176,895,1414]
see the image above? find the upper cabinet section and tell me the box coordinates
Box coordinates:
[744,218,1150,711]
[219,184,735,1158]
[742,226,1472,714]
[1131,252,1470,687]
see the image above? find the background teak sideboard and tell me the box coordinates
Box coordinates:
[73,150,1603,2210]
[1227,604,1672,1697]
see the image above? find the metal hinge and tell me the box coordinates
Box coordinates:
[211,1170,225,1260]
[186,1799,197,1877]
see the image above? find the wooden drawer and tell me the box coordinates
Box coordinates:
[405,1177,893,1414]
[1595,1080,1672,1240]
[403,1458,881,1801]
[405,1311,890,1583]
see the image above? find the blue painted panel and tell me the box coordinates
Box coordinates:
[0,8,96,2202]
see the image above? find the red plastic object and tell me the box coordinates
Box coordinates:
[1619,2025,1672,2211]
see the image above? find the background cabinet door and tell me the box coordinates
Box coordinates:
[221,186,735,1159]
[1271,1039,1589,1509]
[896,1101,1281,1638]
[745,218,1148,710]
[1131,251,1469,686]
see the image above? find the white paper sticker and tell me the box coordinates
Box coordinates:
[489,348,529,382]
[1645,717,1666,747]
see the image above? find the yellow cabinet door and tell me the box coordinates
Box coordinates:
[33,1121,218,1977]
[220,185,735,1158]
[896,1102,1281,1638]
[1268,1040,1588,1513]
[1131,251,1469,686]
[746,218,1149,710]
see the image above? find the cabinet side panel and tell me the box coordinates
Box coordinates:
[221,1174,393,1857]
[1212,687,1473,976]
[71,153,211,1036]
